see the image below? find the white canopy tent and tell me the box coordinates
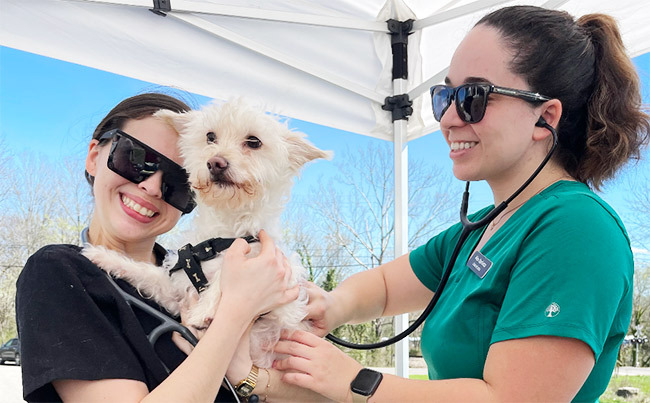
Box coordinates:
[3,0,649,377]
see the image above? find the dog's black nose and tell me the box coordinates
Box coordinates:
[207,156,228,175]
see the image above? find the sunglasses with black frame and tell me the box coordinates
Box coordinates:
[97,129,196,214]
[430,83,551,123]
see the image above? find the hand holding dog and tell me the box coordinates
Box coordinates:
[273,329,362,402]
[220,229,300,320]
[304,282,340,337]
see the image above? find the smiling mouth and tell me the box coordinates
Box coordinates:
[450,141,478,151]
[121,194,157,217]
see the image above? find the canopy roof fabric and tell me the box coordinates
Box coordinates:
[2,0,649,143]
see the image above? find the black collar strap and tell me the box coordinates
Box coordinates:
[170,236,259,293]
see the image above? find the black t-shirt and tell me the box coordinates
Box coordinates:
[16,244,235,402]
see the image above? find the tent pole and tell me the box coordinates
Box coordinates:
[393,77,410,378]
[384,16,413,379]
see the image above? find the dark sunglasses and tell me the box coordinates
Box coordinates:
[98,129,196,214]
[430,83,551,123]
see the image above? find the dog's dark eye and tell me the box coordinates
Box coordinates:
[245,136,262,149]
[206,132,216,143]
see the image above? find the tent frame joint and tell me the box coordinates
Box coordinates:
[386,19,413,45]
[150,0,171,16]
[382,94,413,122]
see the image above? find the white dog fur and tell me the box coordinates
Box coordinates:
[82,99,331,368]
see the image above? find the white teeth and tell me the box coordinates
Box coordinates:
[450,141,478,151]
[121,195,156,217]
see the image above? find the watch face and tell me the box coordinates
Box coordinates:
[238,383,254,396]
[351,368,383,395]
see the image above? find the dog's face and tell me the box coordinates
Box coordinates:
[156,100,331,209]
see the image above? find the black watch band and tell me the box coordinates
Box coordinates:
[350,368,383,402]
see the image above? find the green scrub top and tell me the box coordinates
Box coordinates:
[410,181,633,402]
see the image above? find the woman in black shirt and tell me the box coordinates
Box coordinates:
[16,93,299,402]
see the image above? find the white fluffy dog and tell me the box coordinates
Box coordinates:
[82,100,331,367]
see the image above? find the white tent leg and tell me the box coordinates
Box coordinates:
[393,78,410,378]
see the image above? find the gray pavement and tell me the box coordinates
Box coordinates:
[0,363,23,403]
[614,366,650,376]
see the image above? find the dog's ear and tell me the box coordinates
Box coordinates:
[285,131,333,171]
[154,109,195,134]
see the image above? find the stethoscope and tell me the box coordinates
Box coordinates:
[80,228,241,402]
[327,117,558,350]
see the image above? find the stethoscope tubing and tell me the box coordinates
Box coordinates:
[327,122,558,350]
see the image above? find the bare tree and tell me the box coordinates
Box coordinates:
[0,137,11,207]
[49,157,94,244]
[283,200,351,284]
[309,143,455,271]
[619,264,650,367]
[0,152,92,341]
[625,157,650,251]
[286,142,456,365]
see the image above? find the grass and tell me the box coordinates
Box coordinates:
[601,375,650,403]
[408,373,650,402]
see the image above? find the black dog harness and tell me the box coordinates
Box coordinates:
[170,236,259,293]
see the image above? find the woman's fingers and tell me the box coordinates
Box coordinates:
[302,282,332,337]
[280,251,292,284]
[279,329,321,347]
[171,331,194,355]
[256,229,275,257]
[273,354,312,374]
[219,229,302,319]
[274,337,312,359]
[280,372,314,390]
[282,284,301,304]
[227,237,253,257]
[272,329,363,402]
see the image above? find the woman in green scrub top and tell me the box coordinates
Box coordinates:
[271,5,650,402]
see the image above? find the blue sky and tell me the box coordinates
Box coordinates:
[1,46,649,256]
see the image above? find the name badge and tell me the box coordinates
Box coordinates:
[467,251,493,279]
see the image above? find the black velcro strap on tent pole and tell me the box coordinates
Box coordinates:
[383,19,414,122]
[150,0,171,16]
[386,19,413,80]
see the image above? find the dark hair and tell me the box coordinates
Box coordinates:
[85,92,191,186]
[477,6,649,190]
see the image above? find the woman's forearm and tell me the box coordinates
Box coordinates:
[328,266,388,326]
[329,254,430,326]
[144,297,254,402]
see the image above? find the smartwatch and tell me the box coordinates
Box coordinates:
[234,364,259,398]
[350,368,383,403]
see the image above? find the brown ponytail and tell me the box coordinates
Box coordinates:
[478,6,649,190]
[577,14,649,189]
